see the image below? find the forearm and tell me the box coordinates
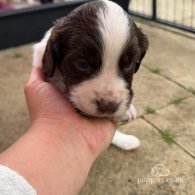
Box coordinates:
[0,123,94,195]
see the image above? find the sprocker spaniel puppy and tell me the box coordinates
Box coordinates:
[33,0,149,150]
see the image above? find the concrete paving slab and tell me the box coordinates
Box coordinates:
[80,119,195,195]
[0,44,33,65]
[138,22,195,89]
[144,96,195,157]
[132,66,191,116]
[0,44,32,152]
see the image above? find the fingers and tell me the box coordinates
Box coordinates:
[24,66,48,121]
[25,66,44,103]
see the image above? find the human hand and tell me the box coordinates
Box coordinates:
[25,66,116,159]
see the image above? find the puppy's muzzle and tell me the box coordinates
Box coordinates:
[95,99,120,114]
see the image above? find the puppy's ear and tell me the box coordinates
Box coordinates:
[42,17,69,77]
[134,25,149,73]
[42,38,56,77]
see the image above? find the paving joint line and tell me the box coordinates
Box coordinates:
[135,96,192,119]
[142,65,194,95]
[141,116,195,160]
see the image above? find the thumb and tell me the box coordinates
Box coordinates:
[27,66,46,84]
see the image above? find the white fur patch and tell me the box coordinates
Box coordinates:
[99,0,130,68]
[32,28,52,67]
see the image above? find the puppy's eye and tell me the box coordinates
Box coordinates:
[123,61,140,73]
[123,63,133,72]
[76,61,90,71]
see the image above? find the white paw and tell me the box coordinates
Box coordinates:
[128,104,137,120]
[120,104,137,124]
[112,130,140,151]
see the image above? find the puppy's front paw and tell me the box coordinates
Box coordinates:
[120,104,137,124]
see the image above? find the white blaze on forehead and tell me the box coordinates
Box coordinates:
[98,0,130,67]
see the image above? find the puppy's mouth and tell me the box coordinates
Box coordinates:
[73,101,129,122]
[66,83,131,121]
[75,107,114,119]
[75,107,97,118]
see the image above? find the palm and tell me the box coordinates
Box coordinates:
[25,68,115,156]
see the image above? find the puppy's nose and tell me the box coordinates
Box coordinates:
[96,99,120,114]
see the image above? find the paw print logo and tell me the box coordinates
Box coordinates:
[151,164,169,177]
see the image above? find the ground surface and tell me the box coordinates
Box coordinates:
[0,20,195,194]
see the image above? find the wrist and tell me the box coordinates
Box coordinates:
[0,121,95,195]
[29,116,108,162]
[30,122,94,194]
[30,118,96,163]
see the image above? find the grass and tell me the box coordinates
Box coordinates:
[170,96,186,105]
[148,67,161,74]
[145,106,156,114]
[13,52,22,59]
[186,87,195,95]
[160,130,175,144]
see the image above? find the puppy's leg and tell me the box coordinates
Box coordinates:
[120,104,137,124]
[112,130,140,150]
[111,104,140,150]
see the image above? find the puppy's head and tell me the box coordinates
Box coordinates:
[43,0,149,120]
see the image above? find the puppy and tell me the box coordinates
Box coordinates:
[33,0,149,150]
